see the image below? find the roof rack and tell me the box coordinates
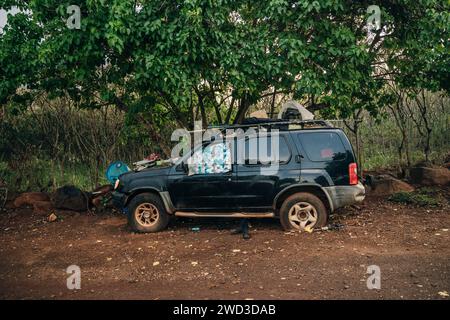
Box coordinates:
[208,119,333,131]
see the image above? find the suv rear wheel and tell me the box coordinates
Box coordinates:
[280,192,327,231]
[128,193,169,233]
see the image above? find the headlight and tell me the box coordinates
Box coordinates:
[114,179,120,190]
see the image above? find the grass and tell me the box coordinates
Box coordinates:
[0,158,110,193]
[389,188,442,207]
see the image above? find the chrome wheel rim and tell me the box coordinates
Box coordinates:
[135,203,159,227]
[288,201,318,230]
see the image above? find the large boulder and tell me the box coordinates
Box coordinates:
[14,192,50,208]
[13,192,53,214]
[33,200,53,214]
[52,185,89,211]
[410,166,450,186]
[368,175,415,196]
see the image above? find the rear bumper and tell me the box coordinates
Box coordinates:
[323,182,365,212]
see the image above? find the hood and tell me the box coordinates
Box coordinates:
[118,166,171,184]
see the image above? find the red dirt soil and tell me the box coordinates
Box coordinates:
[0,195,449,300]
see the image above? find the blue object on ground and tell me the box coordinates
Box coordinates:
[191,227,201,232]
[106,161,130,184]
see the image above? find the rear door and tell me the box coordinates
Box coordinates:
[234,132,300,210]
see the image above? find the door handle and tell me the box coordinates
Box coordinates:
[295,155,304,163]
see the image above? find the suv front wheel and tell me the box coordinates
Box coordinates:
[280,192,328,231]
[128,193,169,233]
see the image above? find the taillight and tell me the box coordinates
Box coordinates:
[349,163,358,185]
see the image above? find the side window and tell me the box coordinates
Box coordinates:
[298,132,347,161]
[242,135,291,165]
[187,142,232,175]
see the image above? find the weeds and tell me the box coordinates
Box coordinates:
[389,188,442,207]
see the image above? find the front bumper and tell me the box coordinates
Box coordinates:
[323,182,366,212]
[111,191,127,213]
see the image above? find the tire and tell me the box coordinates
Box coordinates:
[127,193,169,233]
[279,192,328,231]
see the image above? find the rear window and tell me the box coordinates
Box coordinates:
[298,132,347,162]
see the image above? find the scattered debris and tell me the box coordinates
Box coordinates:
[438,291,449,298]
[320,223,345,231]
[191,227,200,232]
[153,261,160,267]
[90,185,113,210]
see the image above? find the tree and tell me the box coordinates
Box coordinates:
[1,0,448,137]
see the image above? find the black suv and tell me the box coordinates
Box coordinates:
[112,120,365,233]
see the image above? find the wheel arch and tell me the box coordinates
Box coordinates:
[273,184,333,215]
[125,188,175,214]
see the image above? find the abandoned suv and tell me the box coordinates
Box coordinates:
[112,120,365,233]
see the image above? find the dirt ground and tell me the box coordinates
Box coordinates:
[0,194,449,300]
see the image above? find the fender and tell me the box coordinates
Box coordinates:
[125,187,176,214]
[272,183,335,212]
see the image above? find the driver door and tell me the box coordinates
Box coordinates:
[168,142,237,211]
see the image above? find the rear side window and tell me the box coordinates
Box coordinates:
[298,132,347,162]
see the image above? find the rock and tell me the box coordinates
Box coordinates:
[14,192,50,208]
[33,201,53,214]
[369,175,414,195]
[48,213,58,222]
[52,186,89,211]
[410,166,450,186]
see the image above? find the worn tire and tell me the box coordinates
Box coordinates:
[127,193,169,233]
[279,192,328,231]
